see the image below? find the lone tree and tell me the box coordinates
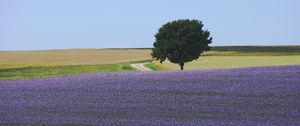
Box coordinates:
[151,19,213,70]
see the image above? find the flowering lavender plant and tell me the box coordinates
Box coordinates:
[0,65,299,125]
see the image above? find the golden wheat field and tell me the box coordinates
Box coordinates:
[0,49,152,68]
[1,46,300,70]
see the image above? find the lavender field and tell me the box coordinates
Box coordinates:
[0,65,300,125]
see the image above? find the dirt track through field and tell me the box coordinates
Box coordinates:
[130,63,152,71]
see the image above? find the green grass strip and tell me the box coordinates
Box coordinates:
[0,63,135,80]
[144,62,159,70]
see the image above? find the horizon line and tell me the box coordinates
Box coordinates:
[1,44,300,52]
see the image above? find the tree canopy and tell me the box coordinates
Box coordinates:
[151,19,212,70]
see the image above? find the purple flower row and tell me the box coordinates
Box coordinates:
[0,65,300,125]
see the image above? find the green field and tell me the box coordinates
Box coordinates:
[154,55,300,70]
[1,46,300,80]
[144,62,159,70]
[0,63,135,80]
[153,46,300,70]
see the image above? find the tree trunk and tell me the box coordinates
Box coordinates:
[179,63,184,70]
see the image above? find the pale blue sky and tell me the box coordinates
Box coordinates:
[1,0,299,50]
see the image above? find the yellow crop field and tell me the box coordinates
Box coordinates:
[0,49,152,68]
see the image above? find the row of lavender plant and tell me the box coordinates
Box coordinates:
[0,65,299,125]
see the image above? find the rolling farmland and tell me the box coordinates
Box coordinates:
[1,46,299,69]
[0,49,152,67]
[0,49,151,80]
[156,55,300,70]
[1,46,300,80]
[155,46,300,70]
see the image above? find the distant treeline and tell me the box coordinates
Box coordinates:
[211,46,300,53]
[106,45,300,53]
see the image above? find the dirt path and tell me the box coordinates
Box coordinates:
[130,63,153,71]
